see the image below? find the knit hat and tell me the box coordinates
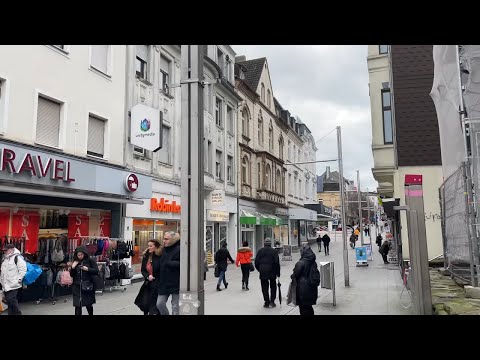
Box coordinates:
[264,238,272,246]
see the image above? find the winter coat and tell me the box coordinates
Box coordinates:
[350,234,357,243]
[70,246,99,308]
[316,236,322,244]
[291,246,318,306]
[379,241,391,255]
[376,235,383,247]
[254,245,280,280]
[0,248,27,292]
[141,248,162,281]
[157,237,180,295]
[214,246,234,272]
[322,234,331,245]
[236,247,253,266]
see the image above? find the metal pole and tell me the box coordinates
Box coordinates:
[337,126,349,286]
[463,162,476,286]
[331,261,336,306]
[179,45,205,315]
[357,170,364,245]
[367,188,370,243]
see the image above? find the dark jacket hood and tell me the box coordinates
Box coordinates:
[237,247,252,253]
[74,246,90,259]
[300,246,316,262]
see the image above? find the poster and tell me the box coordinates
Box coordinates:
[11,211,40,253]
[282,245,292,261]
[99,213,111,237]
[68,214,89,239]
[365,244,373,261]
[355,246,368,263]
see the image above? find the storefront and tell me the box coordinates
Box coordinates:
[288,207,318,247]
[238,199,288,257]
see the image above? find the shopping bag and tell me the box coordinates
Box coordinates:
[287,279,297,307]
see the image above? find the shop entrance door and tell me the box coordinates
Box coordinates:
[219,224,227,247]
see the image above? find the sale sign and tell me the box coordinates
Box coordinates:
[98,213,111,237]
[0,210,9,238]
[68,214,89,239]
[11,211,40,253]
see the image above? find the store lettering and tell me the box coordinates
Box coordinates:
[0,147,75,182]
[150,198,181,213]
[74,216,83,238]
[21,215,29,240]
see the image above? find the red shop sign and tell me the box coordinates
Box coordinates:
[68,214,89,239]
[11,211,40,253]
[0,210,9,237]
[99,213,111,237]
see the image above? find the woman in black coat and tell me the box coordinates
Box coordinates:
[135,239,162,315]
[291,245,318,316]
[68,246,99,316]
[214,241,234,291]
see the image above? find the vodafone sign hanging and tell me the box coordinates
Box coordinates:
[130,104,163,152]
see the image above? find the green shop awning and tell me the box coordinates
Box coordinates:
[256,212,277,226]
[240,210,257,225]
[270,215,288,226]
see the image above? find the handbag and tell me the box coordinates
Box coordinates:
[248,262,255,272]
[287,278,297,307]
[81,280,94,292]
[214,264,220,278]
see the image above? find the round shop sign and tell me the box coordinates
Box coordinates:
[125,174,139,192]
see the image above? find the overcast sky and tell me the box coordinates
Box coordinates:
[233,45,376,192]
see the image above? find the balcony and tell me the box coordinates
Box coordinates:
[241,184,252,197]
[256,189,285,205]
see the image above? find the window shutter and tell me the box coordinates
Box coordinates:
[136,45,148,61]
[88,115,105,157]
[158,126,170,164]
[36,97,60,147]
[160,56,169,73]
[91,45,109,74]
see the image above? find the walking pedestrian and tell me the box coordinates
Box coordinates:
[135,239,161,315]
[316,234,322,252]
[157,231,181,315]
[291,244,318,316]
[349,233,357,249]
[236,241,253,290]
[0,244,27,315]
[204,250,208,281]
[69,246,99,316]
[376,234,383,248]
[322,233,331,255]
[214,241,234,291]
[379,240,391,264]
[255,238,280,308]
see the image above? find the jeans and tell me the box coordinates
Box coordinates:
[5,289,21,315]
[299,305,314,316]
[317,243,322,252]
[381,252,388,264]
[157,293,180,315]
[260,278,277,304]
[75,305,93,315]
[324,243,330,255]
[240,264,250,287]
[217,270,227,287]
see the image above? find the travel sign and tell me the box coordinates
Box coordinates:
[130,104,163,152]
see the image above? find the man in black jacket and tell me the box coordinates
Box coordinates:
[157,232,181,315]
[214,241,234,291]
[255,238,280,308]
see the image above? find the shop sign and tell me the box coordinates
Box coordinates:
[130,104,162,152]
[0,147,75,182]
[210,190,225,206]
[99,214,111,237]
[11,211,40,253]
[68,214,89,239]
[150,197,181,213]
[207,210,229,222]
[124,174,139,192]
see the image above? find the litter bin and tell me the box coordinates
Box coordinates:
[319,261,333,289]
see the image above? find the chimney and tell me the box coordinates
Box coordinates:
[326,166,330,179]
[235,55,246,63]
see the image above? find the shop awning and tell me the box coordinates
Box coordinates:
[240,211,287,226]
[270,214,288,225]
[255,212,277,226]
[240,210,257,225]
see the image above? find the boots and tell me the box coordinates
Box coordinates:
[216,285,222,291]
[245,282,249,291]
[242,282,245,290]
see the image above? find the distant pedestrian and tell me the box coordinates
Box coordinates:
[350,233,357,249]
[236,241,253,290]
[322,233,331,255]
[255,238,280,308]
[376,234,383,248]
[291,244,318,316]
[379,240,391,264]
[354,227,360,239]
[0,244,27,315]
[316,235,322,252]
[136,239,161,315]
[214,241,234,291]
[204,250,208,281]
[69,246,99,316]
[157,231,181,315]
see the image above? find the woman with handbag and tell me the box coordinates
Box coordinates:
[68,246,99,316]
[236,241,253,290]
[135,239,162,315]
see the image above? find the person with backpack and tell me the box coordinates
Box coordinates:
[0,244,27,315]
[291,244,319,316]
[255,238,280,308]
[135,239,162,315]
[68,246,99,315]
[214,241,235,291]
[236,241,253,290]
[322,233,331,255]
[156,231,181,315]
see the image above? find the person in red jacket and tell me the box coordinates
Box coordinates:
[236,241,253,290]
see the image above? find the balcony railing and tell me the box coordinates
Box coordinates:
[256,189,285,205]
[242,184,252,197]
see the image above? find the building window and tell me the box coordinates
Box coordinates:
[298,149,301,163]
[216,150,223,179]
[215,97,222,127]
[279,136,284,160]
[227,106,234,134]
[258,115,263,146]
[136,45,148,80]
[258,162,261,188]
[87,114,106,158]
[294,176,298,197]
[267,89,271,108]
[305,179,309,199]
[288,173,292,195]
[217,47,224,73]
[382,89,393,144]
[379,45,389,54]
[227,155,233,183]
[299,179,302,199]
[261,83,265,103]
[266,164,271,190]
[160,55,170,94]
[90,45,111,75]
[269,122,274,152]
[288,140,291,161]
[36,96,61,148]
[242,108,249,137]
[293,144,296,163]
[207,141,212,174]
[242,156,249,184]
[276,169,281,193]
[158,125,171,164]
